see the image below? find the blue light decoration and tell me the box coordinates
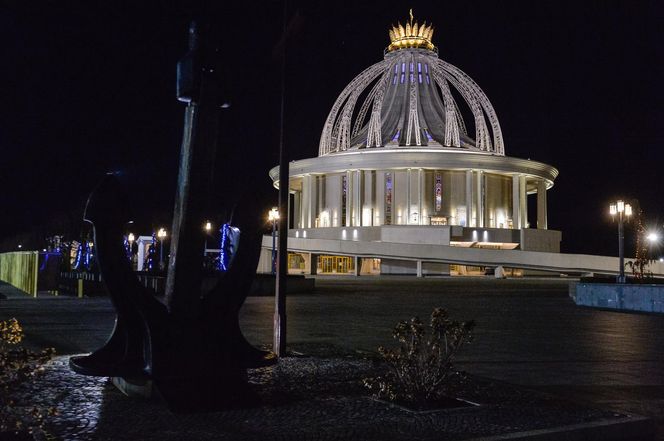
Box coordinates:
[146,232,157,272]
[123,236,131,262]
[84,242,93,270]
[72,241,83,270]
[218,223,240,272]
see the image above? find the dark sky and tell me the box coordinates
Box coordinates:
[0,1,662,257]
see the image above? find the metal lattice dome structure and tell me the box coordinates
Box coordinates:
[319,13,504,157]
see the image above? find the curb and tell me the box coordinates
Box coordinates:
[466,415,655,441]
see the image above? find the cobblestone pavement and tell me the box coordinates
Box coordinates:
[2,277,664,439]
[23,356,628,441]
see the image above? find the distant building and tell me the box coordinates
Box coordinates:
[260,13,560,276]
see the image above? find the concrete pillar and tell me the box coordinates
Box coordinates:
[354,256,361,276]
[475,171,483,228]
[519,175,527,229]
[465,170,473,227]
[416,260,423,278]
[512,174,521,229]
[537,180,548,230]
[293,191,301,229]
[418,168,424,225]
[375,171,385,226]
[309,253,318,275]
[407,168,412,224]
[309,175,318,228]
[318,175,325,216]
[363,170,374,226]
[354,170,362,226]
[302,175,310,229]
[345,170,352,227]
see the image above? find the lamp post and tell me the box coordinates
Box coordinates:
[128,233,135,269]
[157,228,167,270]
[610,200,632,283]
[268,207,280,275]
[204,221,212,256]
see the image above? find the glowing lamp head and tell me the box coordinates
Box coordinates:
[268,207,280,222]
[157,228,167,239]
[128,233,135,243]
[647,232,660,243]
[625,203,632,217]
[205,221,212,232]
[609,204,617,216]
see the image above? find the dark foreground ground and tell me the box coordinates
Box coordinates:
[1,277,663,439]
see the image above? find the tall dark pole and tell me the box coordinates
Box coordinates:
[618,213,625,283]
[274,0,289,357]
[271,219,277,275]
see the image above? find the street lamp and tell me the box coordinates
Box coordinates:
[609,200,632,283]
[157,228,167,270]
[647,232,660,243]
[268,207,280,275]
[127,233,136,268]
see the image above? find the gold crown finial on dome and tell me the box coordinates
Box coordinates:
[387,10,435,52]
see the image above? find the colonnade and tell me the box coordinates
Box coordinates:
[293,169,548,230]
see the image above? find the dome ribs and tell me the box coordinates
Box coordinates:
[319,46,504,156]
[319,60,388,156]
[438,60,504,155]
[405,55,422,146]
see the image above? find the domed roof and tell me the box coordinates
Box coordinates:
[319,13,504,157]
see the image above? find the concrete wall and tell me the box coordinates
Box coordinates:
[573,282,664,314]
[520,228,562,252]
[380,225,451,245]
[381,259,417,275]
[422,262,450,276]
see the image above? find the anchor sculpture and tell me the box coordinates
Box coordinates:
[69,21,276,411]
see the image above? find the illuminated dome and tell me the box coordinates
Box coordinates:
[319,12,504,156]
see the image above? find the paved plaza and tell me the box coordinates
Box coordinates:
[1,277,663,439]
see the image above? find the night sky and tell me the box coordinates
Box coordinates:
[0,1,662,257]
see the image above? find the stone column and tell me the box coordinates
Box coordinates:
[519,175,527,229]
[407,168,412,224]
[318,175,325,219]
[475,170,483,228]
[416,260,423,278]
[309,174,318,228]
[355,170,362,226]
[465,170,473,227]
[418,168,424,225]
[354,256,361,276]
[537,180,548,230]
[293,190,301,229]
[512,174,521,229]
[302,175,310,229]
[375,171,385,226]
[309,253,318,275]
[345,170,353,227]
[363,170,374,226]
